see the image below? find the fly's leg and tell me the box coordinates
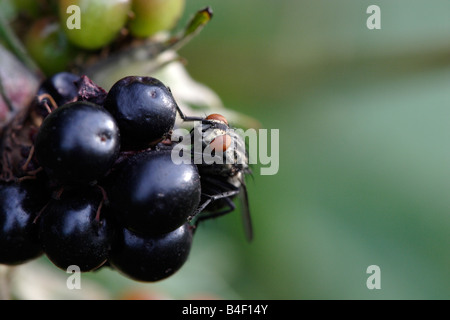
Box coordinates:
[188,189,240,224]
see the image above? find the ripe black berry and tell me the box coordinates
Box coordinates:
[1,70,242,283]
[38,188,110,272]
[37,72,79,107]
[104,76,177,149]
[0,180,48,265]
[107,150,201,235]
[34,101,120,184]
[109,223,193,282]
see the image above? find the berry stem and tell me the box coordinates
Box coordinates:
[17,167,43,182]
[94,185,108,222]
[33,186,65,224]
[21,145,35,173]
[33,200,49,224]
[37,94,58,114]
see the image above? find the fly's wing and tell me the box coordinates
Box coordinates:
[238,179,253,242]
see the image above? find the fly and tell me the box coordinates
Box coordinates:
[175,108,253,242]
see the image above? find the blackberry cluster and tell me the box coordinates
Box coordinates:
[0,73,202,282]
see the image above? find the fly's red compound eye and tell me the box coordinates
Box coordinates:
[210,134,232,152]
[205,113,228,125]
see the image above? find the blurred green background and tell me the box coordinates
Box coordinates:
[173,0,450,300]
[5,0,450,299]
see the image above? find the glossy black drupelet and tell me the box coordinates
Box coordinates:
[109,223,193,282]
[0,180,49,265]
[37,72,79,107]
[34,101,120,184]
[106,149,201,235]
[38,188,111,272]
[104,76,177,149]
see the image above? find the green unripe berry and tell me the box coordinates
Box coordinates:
[24,18,76,76]
[128,0,185,38]
[58,0,131,50]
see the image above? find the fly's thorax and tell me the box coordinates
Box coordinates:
[202,126,228,146]
[188,118,249,177]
